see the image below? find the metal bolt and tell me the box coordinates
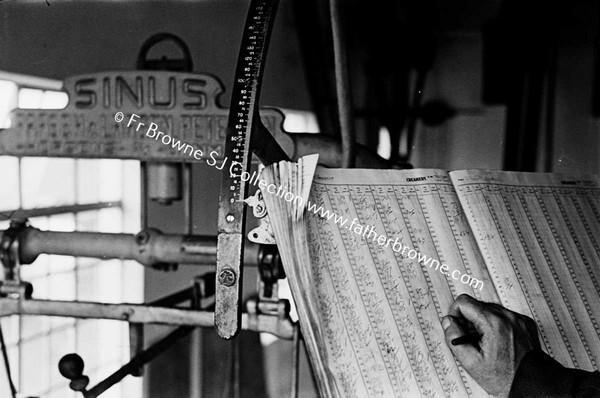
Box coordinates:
[226,214,235,223]
[135,231,150,245]
[218,268,237,287]
[121,309,133,321]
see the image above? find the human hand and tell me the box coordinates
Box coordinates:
[442,294,541,397]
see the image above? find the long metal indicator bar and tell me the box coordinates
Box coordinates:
[215,0,280,338]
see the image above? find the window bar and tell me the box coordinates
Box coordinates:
[4,202,121,219]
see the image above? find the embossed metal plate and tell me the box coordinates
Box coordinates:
[0,71,285,162]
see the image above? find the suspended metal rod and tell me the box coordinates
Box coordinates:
[329,0,355,168]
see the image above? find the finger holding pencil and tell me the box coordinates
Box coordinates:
[451,331,482,346]
[441,294,541,397]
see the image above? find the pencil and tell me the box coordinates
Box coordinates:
[451,332,482,346]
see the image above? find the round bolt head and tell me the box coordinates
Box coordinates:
[218,268,237,287]
[135,231,150,245]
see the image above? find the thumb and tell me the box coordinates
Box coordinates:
[442,316,481,367]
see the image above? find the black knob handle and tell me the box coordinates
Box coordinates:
[58,353,89,392]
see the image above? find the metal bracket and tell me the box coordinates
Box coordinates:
[45,270,294,398]
[0,219,33,299]
[245,190,276,245]
[136,32,193,72]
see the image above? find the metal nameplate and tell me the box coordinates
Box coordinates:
[0,71,285,162]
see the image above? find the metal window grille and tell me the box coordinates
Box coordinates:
[0,81,143,398]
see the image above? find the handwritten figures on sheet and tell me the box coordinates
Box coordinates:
[382,183,475,396]
[309,185,411,397]
[452,172,600,372]
[307,220,361,397]
[323,194,398,395]
[306,175,489,398]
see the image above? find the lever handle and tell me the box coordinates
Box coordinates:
[58,353,90,392]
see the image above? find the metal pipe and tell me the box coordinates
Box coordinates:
[183,163,193,234]
[291,325,300,398]
[0,70,63,91]
[405,70,427,161]
[0,298,214,325]
[140,162,148,229]
[0,297,295,339]
[15,227,260,268]
[329,0,355,168]
[289,133,391,168]
[147,163,182,205]
[270,130,396,168]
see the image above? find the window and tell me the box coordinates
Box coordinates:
[0,81,143,398]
